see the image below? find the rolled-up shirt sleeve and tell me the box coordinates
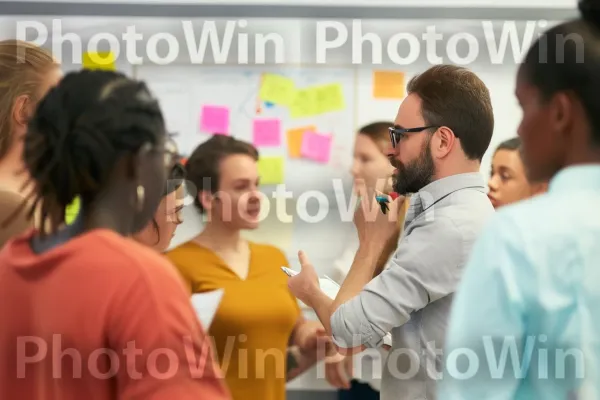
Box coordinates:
[330,215,464,348]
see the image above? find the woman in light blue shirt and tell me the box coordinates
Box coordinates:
[440,1,600,399]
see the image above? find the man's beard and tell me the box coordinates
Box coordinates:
[392,140,435,195]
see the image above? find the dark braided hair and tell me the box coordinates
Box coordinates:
[21,69,166,235]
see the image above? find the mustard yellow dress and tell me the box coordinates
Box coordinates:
[167,241,300,400]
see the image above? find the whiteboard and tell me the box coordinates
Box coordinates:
[135,65,356,201]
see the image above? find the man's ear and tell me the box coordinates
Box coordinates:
[433,126,456,158]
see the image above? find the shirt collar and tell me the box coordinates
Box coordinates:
[549,164,600,193]
[416,172,486,209]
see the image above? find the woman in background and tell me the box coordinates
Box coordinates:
[0,70,229,399]
[133,152,186,252]
[0,39,62,246]
[487,137,547,209]
[327,122,410,400]
[167,135,326,400]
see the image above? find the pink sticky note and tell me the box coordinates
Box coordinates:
[300,131,332,163]
[200,105,229,134]
[252,119,281,147]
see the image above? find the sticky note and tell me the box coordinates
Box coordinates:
[300,131,332,163]
[286,125,315,158]
[252,118,281,147]
[258,156,284,185]
[200,105,229,134]
[259,74,296,106]
[315,84,345,114]
[290,89,319,119]
[373,70,405,99]
[82,51,116,71]
[65,196,80,225]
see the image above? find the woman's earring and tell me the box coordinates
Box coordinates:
[136,185,145,212]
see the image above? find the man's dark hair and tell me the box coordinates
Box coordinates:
[406,64,494,161]
[185,135,258,214]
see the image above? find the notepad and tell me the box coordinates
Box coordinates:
[190,289,224,330]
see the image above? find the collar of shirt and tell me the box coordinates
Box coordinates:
[405,172,486,226]
[549,164,600,193]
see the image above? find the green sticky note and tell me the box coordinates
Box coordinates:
[65,197,80,225]
[315,83,345,113]
[258,156,284,185]
[259,74,296,106]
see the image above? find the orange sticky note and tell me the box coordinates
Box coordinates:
[287,126,315,158]
[373,70,405,99]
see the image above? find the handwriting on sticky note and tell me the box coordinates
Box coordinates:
[315,84,345,113]
[65,196,80,225]
[373,70,405,99]
[259,74,296,106]
[286,126,315,158]
[199,105,230,134]
[253,119,281,147]
[258,156,284,185]
[82,51,116,71]
[300,131,332,163]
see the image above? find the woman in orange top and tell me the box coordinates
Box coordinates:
[167,135,327,400]
[0,70,229,400]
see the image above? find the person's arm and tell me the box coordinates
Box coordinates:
[438,215,527,400]
[108,257,230,400]
[329,216,463,351]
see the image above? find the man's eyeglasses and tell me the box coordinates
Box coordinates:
[388,126,439,148]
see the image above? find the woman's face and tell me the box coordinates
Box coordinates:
[205,154,262,230]
[351,133,394,195]
[487,149,534,208]
[134,184,185,252]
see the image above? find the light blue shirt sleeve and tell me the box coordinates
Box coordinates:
[438,214,531,400]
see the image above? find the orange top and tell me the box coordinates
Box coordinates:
[0,229,230,400]
[167,241,300,400]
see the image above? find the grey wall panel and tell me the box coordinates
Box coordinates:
[0,2,578,20]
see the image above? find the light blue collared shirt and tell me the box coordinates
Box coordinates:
[439,165,600,400]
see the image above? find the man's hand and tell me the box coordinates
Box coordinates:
[325,352,353,389]
[354,192,406,247]
[288,251,321,308]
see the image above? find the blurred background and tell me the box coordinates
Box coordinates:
[0,1,578,397]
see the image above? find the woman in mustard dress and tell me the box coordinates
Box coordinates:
[167,135,327,400]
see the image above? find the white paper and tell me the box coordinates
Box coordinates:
[190,289,224,330]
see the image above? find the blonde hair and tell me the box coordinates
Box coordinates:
[0,40,56,160]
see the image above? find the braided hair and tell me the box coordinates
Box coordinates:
[21,69,166,235]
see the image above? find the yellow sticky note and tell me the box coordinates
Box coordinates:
[315,83,345,113]
[287,125,315,158]
[290,89,318,119]
[258,156,284,185]
[373,70,405,99]
[259,74,296,106]
[65,196,80,225]
[82,51,116,71]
